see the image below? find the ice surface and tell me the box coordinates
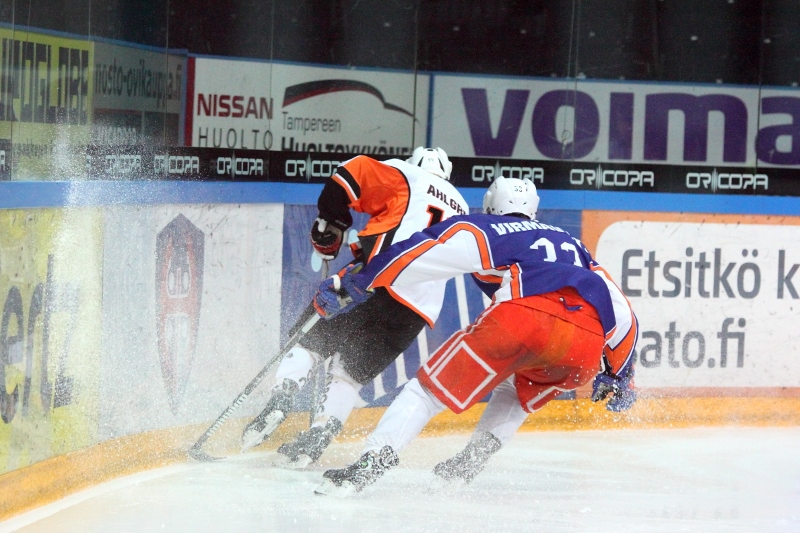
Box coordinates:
[4,427,799,532]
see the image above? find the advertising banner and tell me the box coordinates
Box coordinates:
[186,57,428,156]
[93,42,185,148]
[86,147,363,182]
[0,27,92,179]
[0,208,102,474]
[445,155,800,196]
[431,74,800,193]
[584,211,800,392]
[99,204,284,439]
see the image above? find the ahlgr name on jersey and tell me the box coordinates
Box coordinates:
[426,184,466,215]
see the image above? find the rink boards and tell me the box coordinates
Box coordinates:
[1,185,800,519]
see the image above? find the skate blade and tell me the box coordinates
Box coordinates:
[314,478,355,497]
[273,453,314,470]
[241,411,285,452]
[426,475,464,495]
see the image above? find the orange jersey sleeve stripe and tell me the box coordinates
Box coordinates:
[371,222,494,289]
[508,264,522,299]
[368,233,386,263]
[604,307,638,373]
[473,272,503,284]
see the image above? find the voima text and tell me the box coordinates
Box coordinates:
[462,88,800,165]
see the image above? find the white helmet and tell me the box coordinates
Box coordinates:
[407,146,452,180]
[482,176,540,219]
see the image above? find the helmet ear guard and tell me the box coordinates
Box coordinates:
[482,176,539,219]
[407,146,452,180]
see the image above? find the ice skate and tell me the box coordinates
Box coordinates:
[432,431,501,486]
[314,445,399,496]
[241,379,299,452]
[273,417,343,469]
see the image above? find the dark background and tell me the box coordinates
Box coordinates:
[2,0,798,87]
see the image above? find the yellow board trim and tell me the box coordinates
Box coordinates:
[3,397,800,521]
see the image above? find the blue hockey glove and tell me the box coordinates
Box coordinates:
[313,263,372,319]
[591,357,636,412]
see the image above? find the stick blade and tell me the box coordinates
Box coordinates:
[188,446,225,462]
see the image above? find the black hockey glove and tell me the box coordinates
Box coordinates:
[310,217,344,260]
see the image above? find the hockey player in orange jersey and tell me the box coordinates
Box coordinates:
[311,176,638,495]
[241,147,469,468]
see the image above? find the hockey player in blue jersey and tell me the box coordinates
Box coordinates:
[310,176,638,495]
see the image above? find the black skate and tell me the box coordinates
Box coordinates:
[274,417,343,469]
[314,445,399,496]
[432,431,501,486]
[241,379,299,452]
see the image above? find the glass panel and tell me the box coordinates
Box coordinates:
[757,0,800,195]
[1,0,174,180]
[0,0,797,181]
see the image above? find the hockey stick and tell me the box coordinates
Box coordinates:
[307,259,330,427]
[188,307,321,462]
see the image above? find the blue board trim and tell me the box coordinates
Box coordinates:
[461,188,800,215]
[0,182,322,208]
[2,181,800,215]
